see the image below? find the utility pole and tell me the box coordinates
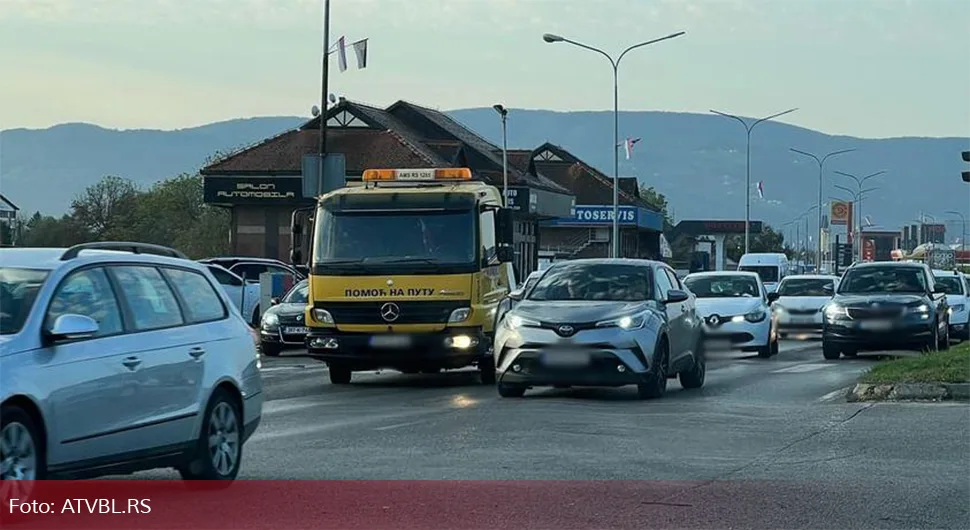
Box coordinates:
[318,0,332,187]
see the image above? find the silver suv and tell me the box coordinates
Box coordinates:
[0,242,263,481]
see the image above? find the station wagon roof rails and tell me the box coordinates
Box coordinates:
[60,242,188,261]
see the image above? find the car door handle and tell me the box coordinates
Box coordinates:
[188,347,206,359]
[122,356,141,370]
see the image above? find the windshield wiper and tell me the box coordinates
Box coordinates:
[377,257,439,264]
[316,258,365,265]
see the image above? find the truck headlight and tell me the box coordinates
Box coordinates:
[311,308,334,324]
[261,312,279,330]
[448,307,471,323]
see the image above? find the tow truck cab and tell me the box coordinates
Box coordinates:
[289,167,516,384]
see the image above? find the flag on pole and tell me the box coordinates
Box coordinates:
[757,180,764,199]
[352,39,368,69]
[336,36,348,72]
[623,137,641,160]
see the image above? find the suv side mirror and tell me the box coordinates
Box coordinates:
[508,290,524,302]
[270,297,281,306]
[45,314,99,342]
[767,292,781,303]
[665,289,690,304]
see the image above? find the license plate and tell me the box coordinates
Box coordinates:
[859,320,892,331]
[542,350,590,367]
[369,335,412,348]
[791,316,815,323]
[283,326,310,335]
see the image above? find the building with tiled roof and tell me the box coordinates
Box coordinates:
[0,194,20,246]
[200,98,667,269]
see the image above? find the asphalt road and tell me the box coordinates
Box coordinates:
[136,339,970,529]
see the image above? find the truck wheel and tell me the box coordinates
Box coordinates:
[328,364,352,384]
[479,361,496,385]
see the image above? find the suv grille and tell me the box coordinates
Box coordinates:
[847,306,904,319]
[318,301,469,325]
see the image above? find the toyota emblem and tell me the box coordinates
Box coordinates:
[557,325,575,336]
[380,302,400,322]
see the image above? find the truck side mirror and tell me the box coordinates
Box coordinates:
[497,246,514,263]
[290,248,303,265]
[496,208,515,247]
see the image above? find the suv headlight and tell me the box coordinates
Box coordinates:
[261,312,280,329]
[311,308,334,324]
[448,307,471,323]
[596,312,647,330]
[824,304,848,319]
[905,304,930,314]
[744,309,767,323]
[505,315,539,330]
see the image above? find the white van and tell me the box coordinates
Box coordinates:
[738,253,790,293]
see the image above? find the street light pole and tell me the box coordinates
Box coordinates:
[790,148,856,272]
[834,170,886,262]
[710,108,798,255]
[493,105,510,206]
[543,31,686,258]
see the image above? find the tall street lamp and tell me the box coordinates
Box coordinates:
[710,108,798,255]
[493,104,510,206]
[790,147,856,271]
[946,210,967,254]
[543,30,686,258]
[833,183,881,261]
[834,170,885,262]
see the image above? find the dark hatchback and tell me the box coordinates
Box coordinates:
[258,279,309,357]
[821,262,948,358]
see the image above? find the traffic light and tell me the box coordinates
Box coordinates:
[963,151,970,182]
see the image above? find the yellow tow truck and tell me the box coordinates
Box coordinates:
[289,167,516,385]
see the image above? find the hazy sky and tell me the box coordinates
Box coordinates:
[1,0,968,138]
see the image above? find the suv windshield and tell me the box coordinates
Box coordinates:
[739,265,779,283]
[684,275,761,298]
[283,281,309,304]
[777,278,834,297]
[528,263,651,302]
[313,208,476,267]
[934,275,964,295]
[838,266,928,294]
[0,268,51,335]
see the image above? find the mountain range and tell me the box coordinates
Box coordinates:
[2,110,968,237]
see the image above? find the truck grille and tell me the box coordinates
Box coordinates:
[317,300,470,325]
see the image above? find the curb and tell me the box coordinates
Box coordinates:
[847,382,970,402]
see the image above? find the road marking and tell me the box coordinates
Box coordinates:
[374,420,427,431]
[772,363,832,374]
[817,386,852,402]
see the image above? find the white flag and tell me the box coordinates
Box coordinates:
[624,137,641,160]
[352,39,368,69]
[336,36,347,72]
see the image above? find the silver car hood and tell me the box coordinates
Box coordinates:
[511,300,651,324]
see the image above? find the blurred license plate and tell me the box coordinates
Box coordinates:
[542,350,590,367]
[370,335,412,348]
[859,320,892,331]
[283,326,310,334]
[791,316,815,324]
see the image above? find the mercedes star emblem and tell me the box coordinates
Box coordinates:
[296,314,303,322]
[380,302,400,322]
[557,325,575,336]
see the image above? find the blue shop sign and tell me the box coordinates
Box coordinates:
[542,204,664,231]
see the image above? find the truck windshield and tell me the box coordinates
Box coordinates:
[313,208,477,269]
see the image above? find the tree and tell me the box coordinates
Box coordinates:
[70,175,140,239]
[19,212,92,247]
[638,184,673,225]
[724,225,786,263]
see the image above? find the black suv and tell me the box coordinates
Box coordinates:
[822,261,948,358]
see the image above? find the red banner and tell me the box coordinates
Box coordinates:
[0,479,898,529]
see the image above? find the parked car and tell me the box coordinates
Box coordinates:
[493,259,705,399]
[822,261,948,358]
[0,242,262,481]
[198,257,305,283]
[772,274,840,337]
[933,269,969,341]
[202,263,262,326]
[682,271,780,358]
[259,279,309,356]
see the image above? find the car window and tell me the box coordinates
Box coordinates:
[684,275,760,298]
[45,268,123,337]
[777,278,835,296]
[739,265,779,283]
[663,268,682,290]
[230,264,268,281]
[655,267,674,300]
[110,266,185,331]
[283,281,309,304]
[163,268,227,323]
[207,265,242,287]
[529,263,652,302]
[0,267,50,335]
[838,267,927,294]
[935,275,964,295]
